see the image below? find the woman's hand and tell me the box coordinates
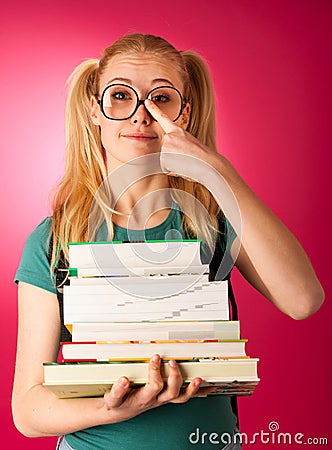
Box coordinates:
[145,99,220,179]
[102,355,215,424]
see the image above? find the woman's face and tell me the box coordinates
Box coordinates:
[90,53,190,172]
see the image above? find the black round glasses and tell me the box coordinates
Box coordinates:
[97,84,187,122]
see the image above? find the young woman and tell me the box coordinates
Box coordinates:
[12,33,324,450]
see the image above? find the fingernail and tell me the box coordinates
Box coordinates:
[152,354,160,363]
[119,377,128,387]
[194,378,202,387]
[169,359,177,368]
[151,354,160,370]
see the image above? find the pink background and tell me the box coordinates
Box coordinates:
[1,0,331,448]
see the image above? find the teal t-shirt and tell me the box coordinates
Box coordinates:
[15,205,238,450]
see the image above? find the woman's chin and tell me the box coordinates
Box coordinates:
[106,148,162,171]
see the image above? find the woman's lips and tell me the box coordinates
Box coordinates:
[121,133,158,141]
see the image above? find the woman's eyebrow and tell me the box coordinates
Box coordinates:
[106,77,174,86]
[107,77,132,84]
[151,78,174,86]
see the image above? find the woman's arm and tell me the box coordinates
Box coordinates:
[145,100,325,320]
[12,282,207,437]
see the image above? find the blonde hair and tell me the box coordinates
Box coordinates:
[50,33,221,270]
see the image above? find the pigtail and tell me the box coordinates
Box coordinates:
[51,59,108,272]
[64,59,101,176]
[181,51,216,150]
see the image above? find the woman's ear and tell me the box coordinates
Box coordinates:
[180,103,191,130]
[90,96,101,126]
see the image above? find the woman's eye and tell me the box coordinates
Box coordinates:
[112,92,131,100]
[151,94,170,103]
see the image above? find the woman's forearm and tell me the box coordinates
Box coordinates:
[12,384,108,437]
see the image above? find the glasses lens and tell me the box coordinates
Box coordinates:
[102,85,137,120]
[148,87,183,121]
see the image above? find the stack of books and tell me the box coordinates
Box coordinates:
[43,240,260,398]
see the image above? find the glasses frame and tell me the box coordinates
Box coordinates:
[97,83,187,122]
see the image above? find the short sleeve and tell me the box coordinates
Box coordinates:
[14,217,57,294]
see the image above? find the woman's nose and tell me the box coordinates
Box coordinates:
[130,102,152,125]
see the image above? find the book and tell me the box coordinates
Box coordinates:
[65,310,229,323]
[70,320,241,341]
[64,282,229,325]
[45,380,259,399]
[61,339,248,361]
[63,280,229,325]
[68,240,208,277]
[43,359,260,398]
[69,273,210,286]
[65,276,226,298]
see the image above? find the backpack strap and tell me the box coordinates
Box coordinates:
[208,213,238,321]
[47,237,72,342]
